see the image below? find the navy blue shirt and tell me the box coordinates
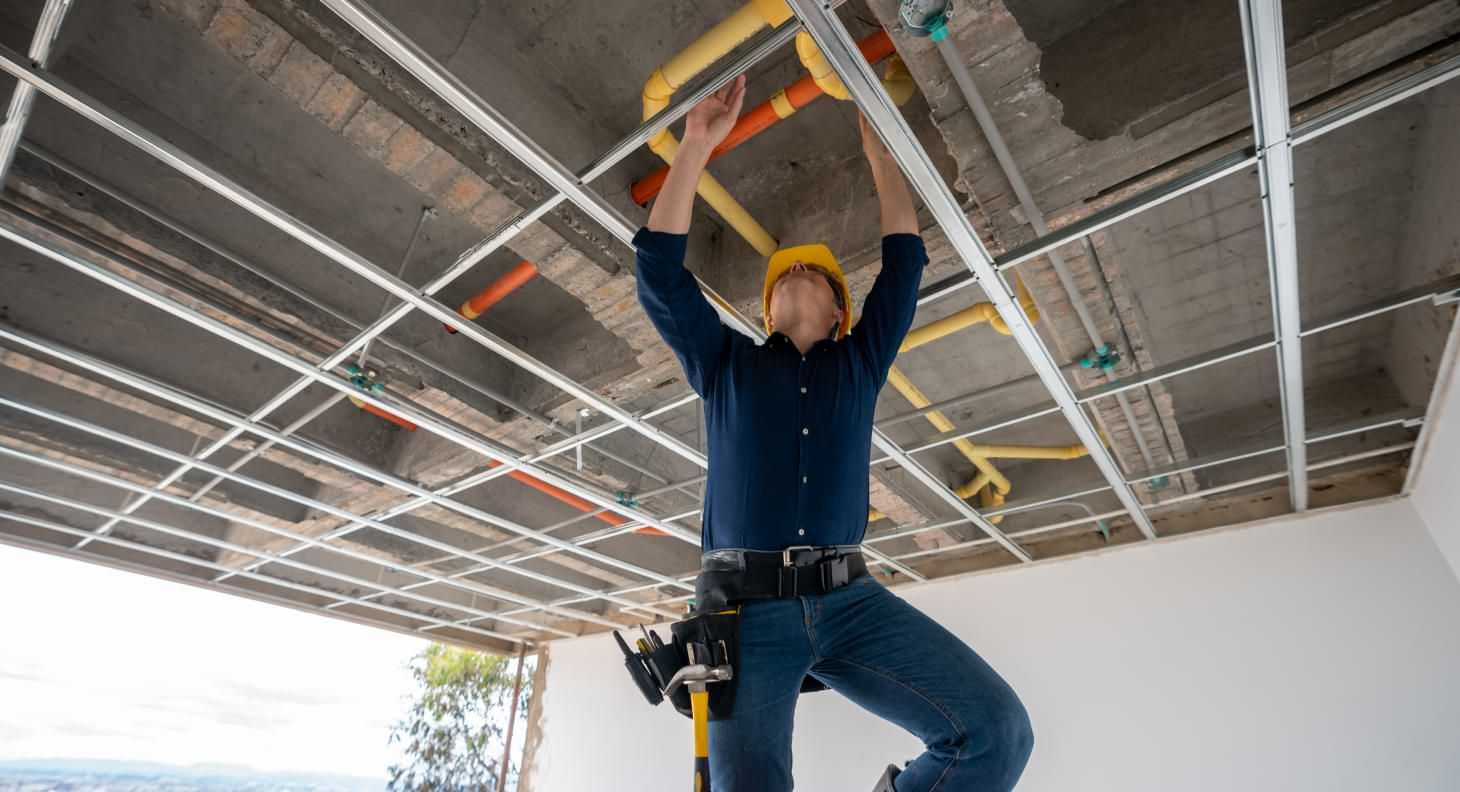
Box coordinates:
[634,228,927,551]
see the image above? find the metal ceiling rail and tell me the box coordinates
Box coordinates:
[319,0,790,340]
[0,45,710,475]
[447,572,698,632]
[890,441,1419,563]
[0,0,72,185]
[788,0,1159,543]
[225,391,708,586]
[0,395,651,630]
[1077,272,1460,404]
[338,507,704,618]
[0,463,554,642]
[0,17,797,564]
[1240,0,1309,512]
[0,508,530,648]
[350,467,711,577]
[1291,53,1460,145]
[878,269,1460,463]
[1128,408,1425,485]
[18,139,675,493]
[871,400,1428,548]
[0,324,694,617]
[916,48,1460,308]
[914,149,1261,306]
[0,25,789,562]
[1,220,705,559]
[442,511,924,630]
[318,2,968,578]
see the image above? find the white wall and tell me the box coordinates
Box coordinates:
[1412,316,1460,582]
[526,500,1460,792]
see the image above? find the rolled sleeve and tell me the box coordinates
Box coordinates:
[634,227,728,395]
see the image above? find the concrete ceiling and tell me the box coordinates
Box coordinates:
[0,0,1456,651]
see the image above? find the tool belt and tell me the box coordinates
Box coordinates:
[616,607,740,720]
[616,546,868,721]
[694,545,868,612]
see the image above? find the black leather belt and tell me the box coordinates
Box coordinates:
[694,546,867,611]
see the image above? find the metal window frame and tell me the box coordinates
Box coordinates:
[0,0,1456,647]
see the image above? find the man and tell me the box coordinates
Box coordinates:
[634,74,1033,792]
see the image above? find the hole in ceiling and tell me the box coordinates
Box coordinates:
[1002,0,1378,140]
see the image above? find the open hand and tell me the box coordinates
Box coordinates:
[683,74,746,149]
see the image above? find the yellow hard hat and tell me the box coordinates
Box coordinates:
[763,244,853,339]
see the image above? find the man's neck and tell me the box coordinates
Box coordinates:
[776,320,831,354]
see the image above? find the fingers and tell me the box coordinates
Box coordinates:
[727,74,747,116]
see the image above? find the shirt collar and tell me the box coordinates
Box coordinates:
[764,332,838,354]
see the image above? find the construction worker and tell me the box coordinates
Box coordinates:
[634,74,1033,791]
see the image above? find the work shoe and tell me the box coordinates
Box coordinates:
[871,763,900,792]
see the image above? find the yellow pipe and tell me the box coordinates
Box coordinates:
[963,444,1090,461]
[650,135,778,255]
[959,472,993,499]
[886,365,1011,495]
[900,303,1001,352]
[642,1,788,256]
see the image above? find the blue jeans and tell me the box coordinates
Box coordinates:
[709,575,1033,791]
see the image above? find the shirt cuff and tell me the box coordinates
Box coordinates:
[634,227,689,264]
[882,233,928,268]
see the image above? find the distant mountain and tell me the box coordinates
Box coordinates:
[0,758,383,790]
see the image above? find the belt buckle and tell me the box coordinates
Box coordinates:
[781,545,815,567]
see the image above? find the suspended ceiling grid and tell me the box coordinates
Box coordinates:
[0,0,1457,652]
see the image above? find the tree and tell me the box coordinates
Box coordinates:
[388,643,532,792]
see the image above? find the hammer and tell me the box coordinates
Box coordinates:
[664,656,733,792]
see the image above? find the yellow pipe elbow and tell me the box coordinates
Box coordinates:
[641,2,782,255]
[977,484,1006,524]
[795,31,850,100]
[989,276,1041,335]
[955,473,990,500]
[659,4,769,92]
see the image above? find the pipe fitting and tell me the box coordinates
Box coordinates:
[881,55,916,106]
[796,31,850,100]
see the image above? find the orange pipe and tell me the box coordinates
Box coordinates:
[488,462,668,537]
[349,396,418,431]
[631,29,896,206]
[444,260,538,333]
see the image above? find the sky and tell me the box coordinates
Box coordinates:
[0,543,429,779]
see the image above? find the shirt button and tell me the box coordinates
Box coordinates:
[801,356,806,363]
[800,386,807,394]
[798,529,806,536]
[803,476,808,483]
[802,428,809,436]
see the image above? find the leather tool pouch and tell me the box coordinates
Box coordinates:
[667,607,741,720]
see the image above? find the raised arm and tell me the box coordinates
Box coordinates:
[636,76,747,395]
[851,113,926,380]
